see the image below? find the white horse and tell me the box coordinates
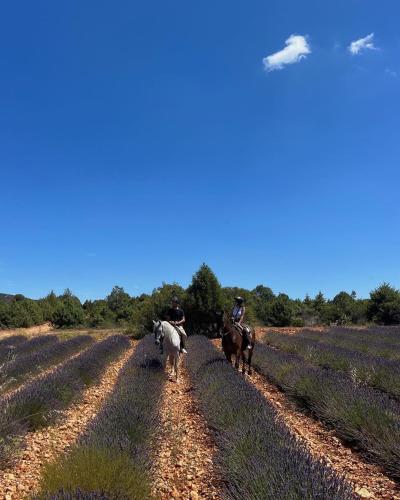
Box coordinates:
[153,320,181,383]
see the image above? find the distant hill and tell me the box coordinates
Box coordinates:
[0,293,16,303]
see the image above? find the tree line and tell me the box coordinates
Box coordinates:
[1,264,400,333]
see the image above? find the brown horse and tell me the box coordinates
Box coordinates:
[221,313,255,375]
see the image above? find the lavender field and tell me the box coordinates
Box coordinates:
[0,327,399,499]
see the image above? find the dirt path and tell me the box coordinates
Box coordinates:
[0,323,54,340]
[150,362,224,500]
[0,343,137,500]
[248,369,400,499]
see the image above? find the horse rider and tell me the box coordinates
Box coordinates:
[231,296,253,349]
[167,297,188,354]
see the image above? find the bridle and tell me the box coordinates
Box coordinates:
[154,320,164,342]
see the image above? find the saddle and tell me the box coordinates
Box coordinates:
[232,321,250,334]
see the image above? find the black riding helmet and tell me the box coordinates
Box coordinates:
[171,296,180,305]
[235,296,244,304]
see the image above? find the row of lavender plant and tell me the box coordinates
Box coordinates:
[0,334,59,364]
[185,336,355,500]
[0,335,94,393]
[264,331,400,399]
[0,334,130,466]
[0,335,27,347]
[37,335,164,499]
[253,342,400,479]
[281,327,400,359]
[0,335,27,352]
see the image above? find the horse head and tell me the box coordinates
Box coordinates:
[152,320,163,345]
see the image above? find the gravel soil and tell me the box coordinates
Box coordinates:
[150,360,224,500]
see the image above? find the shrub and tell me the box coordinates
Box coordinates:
[40,447,147,500]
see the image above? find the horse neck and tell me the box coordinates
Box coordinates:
[160,323,180,351]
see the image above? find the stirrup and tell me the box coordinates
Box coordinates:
[180,348,187,354]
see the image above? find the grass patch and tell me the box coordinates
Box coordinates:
[39,446,150,499]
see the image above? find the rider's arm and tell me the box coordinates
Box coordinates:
[175,314,185,326]
[238,306,245,324]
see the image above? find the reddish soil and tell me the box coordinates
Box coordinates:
[150,361,224,500]
[255,326,327,336]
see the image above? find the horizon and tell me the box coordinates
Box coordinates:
[0,266,393,303]
[1,1,399,302]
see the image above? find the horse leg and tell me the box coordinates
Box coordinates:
[224,351,232,365]
[175,354,180,383]
[234,350,240,370]
[242,351,247,375]
[247,348,253,375]
[167,354,174,379]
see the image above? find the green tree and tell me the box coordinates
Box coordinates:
[186,264,224,335]
[0,302,11,327]
[52,290,85,328]
[106,286,135,323]
[368,283,400,325]
[331,291,356,325]
[83,299,116,327]
[269,294,294,327]
[250,285,275,324]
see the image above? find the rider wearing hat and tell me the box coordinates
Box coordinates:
[167,297,188,354]
[231,297,252,349]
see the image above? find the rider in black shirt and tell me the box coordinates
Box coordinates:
[166,297,187,353]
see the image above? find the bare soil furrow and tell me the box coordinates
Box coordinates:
[0,343,136,500]
[150,362,224,500]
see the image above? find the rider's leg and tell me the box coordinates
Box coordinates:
[159,336,164,355]
[177,327,188,353]
[244,327,253,349]
[180,332,187,353]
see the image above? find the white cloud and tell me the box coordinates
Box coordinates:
[385,68,398,78]
[348,33,376,55]
[263,35,311,71]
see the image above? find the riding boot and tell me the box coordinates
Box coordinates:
[180,333,187,354]
[159,337,164,355]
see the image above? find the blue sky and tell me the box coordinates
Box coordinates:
[1,0,399,301]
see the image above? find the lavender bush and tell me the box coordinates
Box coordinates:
[0,335,93,393]
[264,331,400,398]
[186,336,355,500]
[0,335,27,348]
[0,334,130,465]
[38,335,163,499]
[253,343,400,478]
[0,334,57,364]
